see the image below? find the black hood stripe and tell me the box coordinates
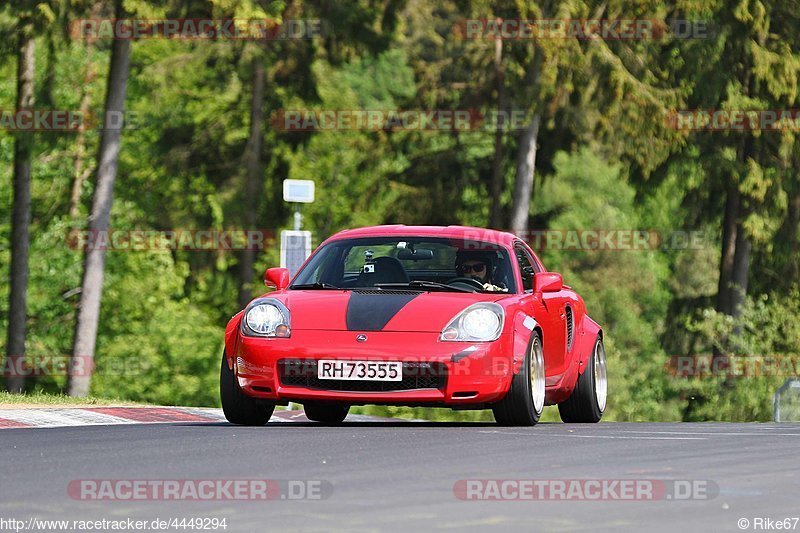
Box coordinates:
[345,292,420,331]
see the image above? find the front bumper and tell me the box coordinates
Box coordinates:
[232,330,514,406]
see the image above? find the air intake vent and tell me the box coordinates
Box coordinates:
[352,289,421,296]
[566,306,574,352]
[278,360,446,392]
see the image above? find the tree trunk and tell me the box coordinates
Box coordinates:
[42,29,56,107]
[4,31,36,394]
[730,220,751,318]
[715,181,739,315]
[509,114,541,235]
[488,29,506,229]
[237,59,265,309]
[68,63,96,223]
[787,189,800,282]
[68,30,131,397]
[716,133,752,316]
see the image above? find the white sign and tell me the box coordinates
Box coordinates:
[280,230,312,277]
[283,179,315,203]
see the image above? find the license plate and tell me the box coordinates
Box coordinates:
[317,360,403,381]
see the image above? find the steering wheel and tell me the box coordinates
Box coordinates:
[447,277,485,292]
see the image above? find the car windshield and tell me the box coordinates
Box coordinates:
[291,237,517,293]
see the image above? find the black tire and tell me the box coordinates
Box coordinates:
[303,402,350,424]
[558,335,607,423]
[492,331,545,426]
[220,352,274,426]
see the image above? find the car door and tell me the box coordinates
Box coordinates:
[514,243,568,382]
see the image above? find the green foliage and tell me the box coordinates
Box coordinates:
[677,290,800,421]
[532,148,680,421]
[91,250,223,406]
[286,50,417,235]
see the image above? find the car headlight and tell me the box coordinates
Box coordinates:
[242,299,291,338]
[440,303,504,342]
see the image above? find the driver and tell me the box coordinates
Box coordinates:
[454,250,507,292]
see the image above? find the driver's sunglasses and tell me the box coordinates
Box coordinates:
[460,263,487,274]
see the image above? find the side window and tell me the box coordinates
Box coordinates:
[515,246,535,291]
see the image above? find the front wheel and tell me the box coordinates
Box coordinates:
[303,402,350,424]
[558,335,607,423]
[492,331,545,426]
[220,352,274,426]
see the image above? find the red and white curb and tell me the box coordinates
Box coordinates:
[0,407,397,429]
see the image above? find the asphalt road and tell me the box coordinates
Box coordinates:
[1,420,798,533]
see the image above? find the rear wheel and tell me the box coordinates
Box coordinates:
[303,402,350,424]
[220,352,274,426]
[558,335,607,423]
[492,331,545,426]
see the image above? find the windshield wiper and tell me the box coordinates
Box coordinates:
[374,280,473,293]
[290,282,341,290]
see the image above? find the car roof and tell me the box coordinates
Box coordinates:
[320,225,520,248]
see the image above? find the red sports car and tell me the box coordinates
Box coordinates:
[221,225,607,426]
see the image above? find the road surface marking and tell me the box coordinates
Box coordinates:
[613,430,800,437]
[477,430,706,440]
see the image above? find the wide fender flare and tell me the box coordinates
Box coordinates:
[511,312,540,375]
[577,315,602,375]
[224,311,244,368]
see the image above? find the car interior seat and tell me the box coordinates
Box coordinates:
[357,256,410,287]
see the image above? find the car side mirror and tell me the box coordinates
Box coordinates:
[264,267,290,290]
[533,272,562,293]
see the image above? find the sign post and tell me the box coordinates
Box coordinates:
[280,179,315,277]
[280,180,315,412]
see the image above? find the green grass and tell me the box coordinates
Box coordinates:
[0,391,146,406]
